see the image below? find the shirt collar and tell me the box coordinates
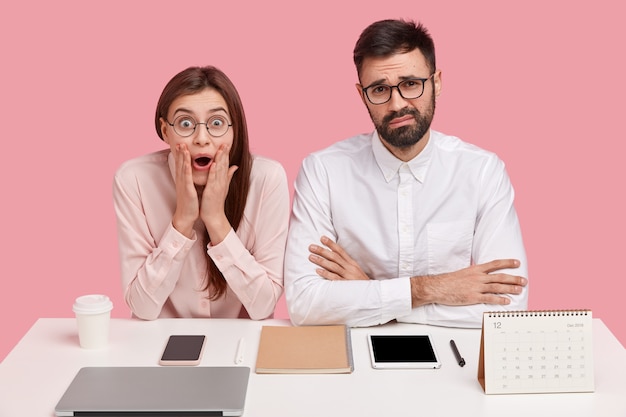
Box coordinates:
[372,130,434,183]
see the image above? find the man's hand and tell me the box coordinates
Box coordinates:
[308,237,526,308]
[411,259,527,308]
[308,236,370,281]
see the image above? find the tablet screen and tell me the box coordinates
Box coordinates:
[368,334,441,369]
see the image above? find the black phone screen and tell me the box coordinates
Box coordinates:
[161,335,206,361]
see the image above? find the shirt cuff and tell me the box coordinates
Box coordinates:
[379,277,413,322]
[161,223,196,260]
[206,228,243,270]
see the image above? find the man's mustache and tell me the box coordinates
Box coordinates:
[382,108,419,124]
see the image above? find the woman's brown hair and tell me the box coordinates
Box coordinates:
[155,66,252,300]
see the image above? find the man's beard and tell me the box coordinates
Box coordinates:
[371,95,436,149]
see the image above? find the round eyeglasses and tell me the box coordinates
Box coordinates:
[165,114,232,138]
[362,74,435,105]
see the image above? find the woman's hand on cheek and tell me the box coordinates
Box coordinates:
[200,144,238,244]
[172,143,200,238]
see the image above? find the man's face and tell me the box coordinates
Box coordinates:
[357,49,441,157]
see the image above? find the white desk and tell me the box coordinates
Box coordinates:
[1,318,624,416]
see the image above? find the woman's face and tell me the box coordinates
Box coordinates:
[160,88,234,186]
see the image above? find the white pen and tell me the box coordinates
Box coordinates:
[235,338,245,364]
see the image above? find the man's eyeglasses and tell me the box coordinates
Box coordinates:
[362,74,435,105]
[165,114,232,138]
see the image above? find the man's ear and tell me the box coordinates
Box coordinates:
[355,83,368,106]
[433,70,443,98]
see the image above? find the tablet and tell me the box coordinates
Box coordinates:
[367,334,441,369]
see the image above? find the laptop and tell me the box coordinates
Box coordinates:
[55,366,250,416]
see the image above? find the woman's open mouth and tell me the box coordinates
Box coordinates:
[193,156,212,170]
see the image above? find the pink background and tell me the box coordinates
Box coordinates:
[1,0,624,362]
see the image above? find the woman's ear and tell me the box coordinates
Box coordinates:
[159,117,170,143]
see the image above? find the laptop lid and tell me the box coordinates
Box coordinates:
[55,366,250,416]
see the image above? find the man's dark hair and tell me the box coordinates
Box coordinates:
[353,19,436,78]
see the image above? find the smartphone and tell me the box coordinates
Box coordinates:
[159,335,206,366]
[368,334,441,369]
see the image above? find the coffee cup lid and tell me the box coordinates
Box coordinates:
[73,294,113,315]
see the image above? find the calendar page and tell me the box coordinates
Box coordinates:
[477,310,594,394]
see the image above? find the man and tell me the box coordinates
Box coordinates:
[284,19,528,328]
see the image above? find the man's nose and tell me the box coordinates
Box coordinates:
[387,86,408,110]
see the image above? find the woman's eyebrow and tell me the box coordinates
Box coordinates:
[172,106,229,117]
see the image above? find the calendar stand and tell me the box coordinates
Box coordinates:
[478,310,594,394]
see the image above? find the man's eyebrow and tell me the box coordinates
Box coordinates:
[362,75,420,89]
[362,78,387,89]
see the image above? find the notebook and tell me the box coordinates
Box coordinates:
[55,366,250,416]
[255,325,354,374]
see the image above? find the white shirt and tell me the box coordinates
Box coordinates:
[284,130,528,328]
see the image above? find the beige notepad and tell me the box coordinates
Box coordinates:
[478,310,594,394]
[255,325,354,374]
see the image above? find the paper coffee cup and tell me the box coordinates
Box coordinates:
[73,294,113,349]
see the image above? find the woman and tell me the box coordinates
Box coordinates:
[113,66,289,320]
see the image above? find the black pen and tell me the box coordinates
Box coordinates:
[449,339,465,367]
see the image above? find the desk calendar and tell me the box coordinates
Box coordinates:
[477,310,594,394]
